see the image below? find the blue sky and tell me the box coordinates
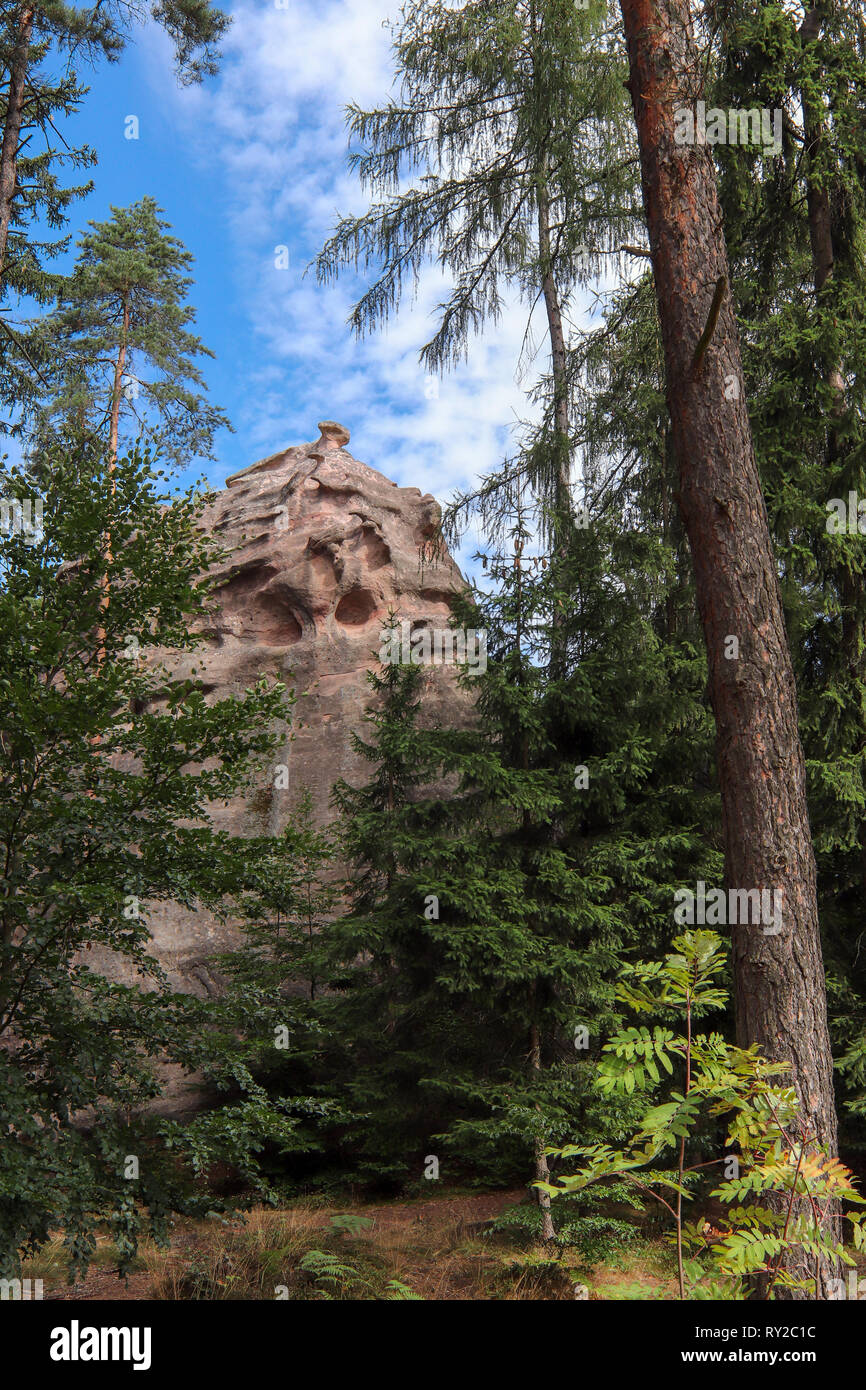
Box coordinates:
[51,0,562,566]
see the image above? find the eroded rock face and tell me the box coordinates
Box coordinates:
[138,423,469,1006]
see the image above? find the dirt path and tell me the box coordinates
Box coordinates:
[46,1269,153,1301]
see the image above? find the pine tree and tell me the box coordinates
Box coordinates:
[0,1,229,411]
[0,10,95,424]
[618,0,841,1295]
[702,0,866,1144]
[32,198,229,469]
[0,0,228,285]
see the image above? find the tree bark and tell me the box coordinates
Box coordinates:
[108,298,130,467]
[799,10,844,395]
[537,169,572,522]
[95,297,129,671]
[618,0,839,1295]
[536,168,572,684]
[529,1018,556,1244]
[798,11,863,681]
[798,9,866,899]
[0,7,34,287]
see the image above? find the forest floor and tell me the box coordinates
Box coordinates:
[28,1187,681,1301]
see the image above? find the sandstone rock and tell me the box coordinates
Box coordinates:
[133,423,469,1012]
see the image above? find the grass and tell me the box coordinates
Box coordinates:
[20,1231,147,1284]
[16,1189,691,1300]
[132,1193,680,1301]
[21,1187,866,1300]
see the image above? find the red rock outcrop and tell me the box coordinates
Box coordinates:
[140,422,469,998]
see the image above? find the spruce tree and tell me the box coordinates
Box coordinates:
[324,657,458,1187]
[174,798,355,1195]
[321,514,719,1237]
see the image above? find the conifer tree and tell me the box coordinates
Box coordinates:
[0,0,229,412]
[323,657,458,1186]
[0,9,95,424]
[321,513,719,1229]
[33,198,229,468]
[617,0,841,1294]
[704,0,866,1137]
[317,0,639,531]
[175,799,354,1194]
[0,0,229,292]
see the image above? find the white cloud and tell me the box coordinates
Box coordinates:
[142,0,567,559]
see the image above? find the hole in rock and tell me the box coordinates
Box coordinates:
[253,592,304,645]
[334,589,378,626]
[218,562,279,606]
[353,526,390,571]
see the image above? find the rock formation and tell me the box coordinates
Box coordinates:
[139,422,469,1001]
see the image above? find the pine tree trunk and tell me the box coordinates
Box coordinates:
[96,300,129,671]
[108,300,130,467]
[618,0,839,1296]
[0,7,34,285]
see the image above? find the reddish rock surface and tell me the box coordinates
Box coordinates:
[134,423,469,1013]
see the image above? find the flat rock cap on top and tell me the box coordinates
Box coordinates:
[225,420,352,487]
[316,420,350,449]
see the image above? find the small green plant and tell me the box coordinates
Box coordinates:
[297,1249,421,1300]
[486,1190,638,1268]
[540,931,865,1299]
[298,1250,365,1297]
[382,1278,424,1300]
[328,1214,374,1238]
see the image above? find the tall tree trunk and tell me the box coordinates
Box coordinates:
[799,8,866,893]
[799,8,844,398]
[661,424,677,641]
[108,299,130,467]
[619,0,839,1295]
[529,1017,556,1244]
[0,6,34,286]
[518,549,556,1244]
[537,170,572,686]
[96,299,129,671]
[537,169,572,524]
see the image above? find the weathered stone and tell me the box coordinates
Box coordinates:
[129,425,469,1019]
